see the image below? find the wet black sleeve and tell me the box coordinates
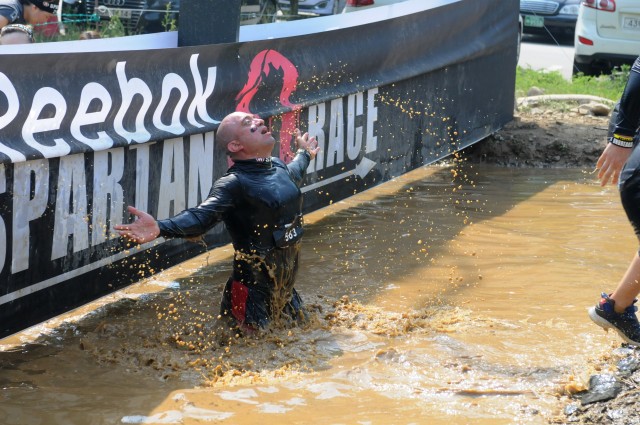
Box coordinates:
[157,174,237,238]
[285,151,311,187]
[613,57,640,138]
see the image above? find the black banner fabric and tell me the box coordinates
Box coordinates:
[0,0,518,337]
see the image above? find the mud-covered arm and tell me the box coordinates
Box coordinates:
[157,175,236,238]
[611,57,640,146]
[286,150,311,186]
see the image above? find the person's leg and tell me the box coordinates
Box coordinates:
[610,253,640,312]
[614,145,640,310]
[272,245,305,323]
[219,277,265,333]
[589,145,640,344]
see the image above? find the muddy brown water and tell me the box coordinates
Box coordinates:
[0,162,632,425]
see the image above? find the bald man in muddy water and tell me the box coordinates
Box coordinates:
[115,111,320,332]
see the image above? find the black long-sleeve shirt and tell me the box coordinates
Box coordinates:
[157,152,310,253]
[612,57,640,139]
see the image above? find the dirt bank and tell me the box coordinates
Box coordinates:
[462,99,611,168]
[465,99,640,425]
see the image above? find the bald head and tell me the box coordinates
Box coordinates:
[216,112,242,150]
[215,112,275,161]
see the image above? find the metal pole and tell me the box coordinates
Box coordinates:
[178,0,241,47]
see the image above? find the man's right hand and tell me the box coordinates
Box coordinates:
[114,206,160,244]
[596,143,633,186]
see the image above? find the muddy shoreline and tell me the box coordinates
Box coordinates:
[463,101,609,169]
[466,100,640,425]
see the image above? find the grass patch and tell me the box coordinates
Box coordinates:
[34,14,127,43]
[516,66,628,101]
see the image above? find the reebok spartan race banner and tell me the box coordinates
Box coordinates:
[0,0,517,337]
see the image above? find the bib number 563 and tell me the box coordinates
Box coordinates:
[284,227,298,242]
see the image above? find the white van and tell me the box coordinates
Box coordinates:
[573,0,640,76]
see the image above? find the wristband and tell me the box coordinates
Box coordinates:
[609,133,635,148]
[296,148,310,157]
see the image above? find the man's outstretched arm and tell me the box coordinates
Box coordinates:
[114,206,160,244]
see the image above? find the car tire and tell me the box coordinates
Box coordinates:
[572,59,597,77]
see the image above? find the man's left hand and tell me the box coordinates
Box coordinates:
[295,129,320,160]
[596,143,633,186]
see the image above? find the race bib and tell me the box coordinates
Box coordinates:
[273,215,304,248]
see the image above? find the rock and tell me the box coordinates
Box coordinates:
[612,346,635,357]
[580,374,622,405]
[564,403,580,416]
[578,106,590,116]
[527,86,545,96]
[607,409,625,420]
[590,103,611,116]
[617,356,640,375]
[578,102,611,116]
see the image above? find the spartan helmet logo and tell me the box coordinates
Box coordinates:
[235,49,301,163]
